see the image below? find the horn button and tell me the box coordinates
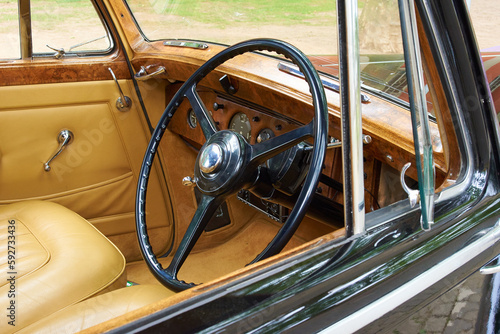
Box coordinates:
[194,130,249,195]
[199,143,223,174]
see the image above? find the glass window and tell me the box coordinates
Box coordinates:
[468,0,500,51]
[126,0,337,55]
[31,0,111,55]
[125,0,436,115]
[0,0,20,59]
[468,0,500,119]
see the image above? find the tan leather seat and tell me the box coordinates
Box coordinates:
[0,201,126,333]
[18,284,175,333]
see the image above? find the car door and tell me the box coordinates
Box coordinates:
[105,0,500,332]
[0,0,172,260]
[223,1,500,332]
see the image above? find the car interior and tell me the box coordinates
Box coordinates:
[0,0,464,332]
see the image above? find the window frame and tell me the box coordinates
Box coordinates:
[15,0,115,60]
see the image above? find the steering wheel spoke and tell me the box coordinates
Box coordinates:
[165,194,223,278]
[250,122,313,165]
[185,85,218,139]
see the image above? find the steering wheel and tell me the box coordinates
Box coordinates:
[136,39,328,291]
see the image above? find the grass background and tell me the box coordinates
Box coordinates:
[137,0,337,25]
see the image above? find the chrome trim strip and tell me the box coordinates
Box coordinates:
[320,219,500,333]
[277,62,371,103]
[163,40,208,50]
[399,0,435,229]
[341,0,365,235]
[346,0,366,234]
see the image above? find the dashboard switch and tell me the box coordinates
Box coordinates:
[213,102,224,111]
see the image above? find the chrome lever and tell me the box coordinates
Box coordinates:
[401,162,419,208]
[134,65,167,81]
[304,134,371,151]
[108,68,132,112]
[480,260,500,275]
[44,130,74,171]
[46,44,65,59]
[182,176,197,187]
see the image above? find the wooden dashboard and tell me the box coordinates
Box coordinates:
[164,76,444,213]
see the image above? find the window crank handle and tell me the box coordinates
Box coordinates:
[44,130,74,172]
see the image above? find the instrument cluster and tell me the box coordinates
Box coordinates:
[169,90,299,148]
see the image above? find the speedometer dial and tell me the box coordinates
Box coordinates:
[229,112,252,141]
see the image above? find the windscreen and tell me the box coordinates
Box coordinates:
[125,0,410,106]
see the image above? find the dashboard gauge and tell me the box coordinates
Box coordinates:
[229,112,252,141]
[187,108,197,128]
[257,128,275,143]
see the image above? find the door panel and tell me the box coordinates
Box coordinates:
[0,82,131,198]
[0,79,172,259]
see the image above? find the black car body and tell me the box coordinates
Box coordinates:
[0,0,499,333]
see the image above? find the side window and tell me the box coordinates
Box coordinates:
[1,1,21,59]
[468,0,499,51]
[356,1,442,211]
[359,1,436,117]
[32,0,111,56]
[468,0,500,120]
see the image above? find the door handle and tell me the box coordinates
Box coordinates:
[44,130,74,172]
[134,65,167,81]
[480,220,500,275]
[480,257,500,275]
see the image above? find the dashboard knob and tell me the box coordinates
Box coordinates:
[257,128,275,143]
[182,176,196,186]
[213,102,224,111]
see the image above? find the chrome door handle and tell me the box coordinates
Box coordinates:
[134,65,167,81]
[480,220,500,275]
[44,130,74,172]
[480,256,500,275]
[480,263,500,275]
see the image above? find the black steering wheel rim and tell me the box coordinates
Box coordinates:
[136,38,328,291]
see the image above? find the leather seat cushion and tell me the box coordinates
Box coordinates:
[19,285,175,333]
[0,201,126,332]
